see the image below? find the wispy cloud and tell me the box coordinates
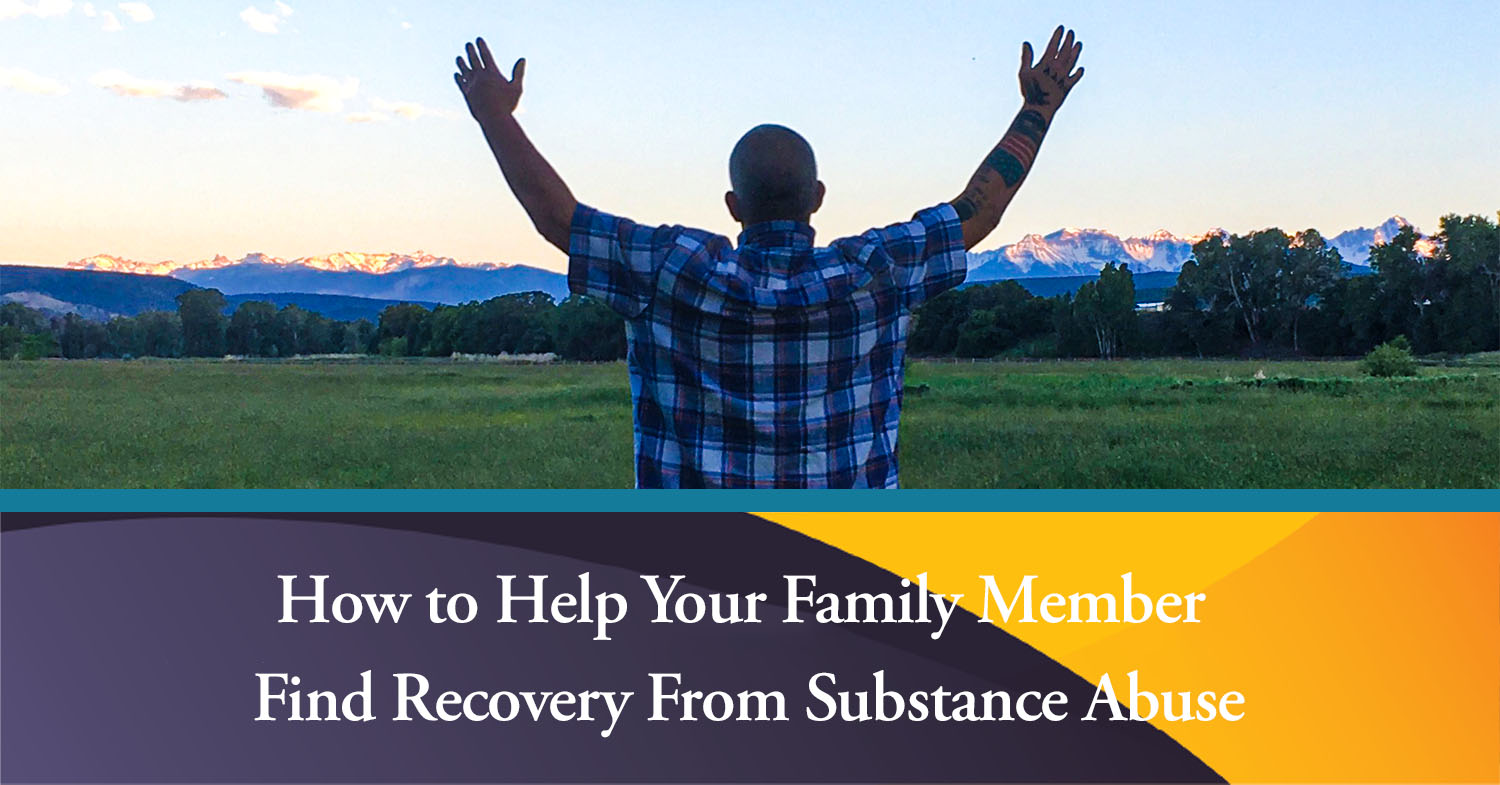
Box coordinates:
[227,71,355,112]
[91,69,226,101]
[344,111,386,124]
[369,97,455,121]
[0,0,73,20]
[6,0,149,29]
[239,2,288,34]
[116,1,150,22]
[79,2,146,30]
[0,66,68,95]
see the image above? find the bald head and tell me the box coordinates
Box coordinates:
[726,124,824,225]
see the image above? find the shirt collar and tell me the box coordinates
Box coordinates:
[737,220,816,250]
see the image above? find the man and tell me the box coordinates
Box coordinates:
[454,27,1085,488]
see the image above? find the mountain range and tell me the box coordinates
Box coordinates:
[1,216,1429,321]
[0,265,439,322]
[59,216,1425,297]
[965,216,1425,282]
[66,252,571,304]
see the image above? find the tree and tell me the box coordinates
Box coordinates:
[1162,258,1236,356]
[272,305,311,356]
[908,288,968,356]
[135,311,183,357]
[955,308,1009,358]
[376,303,432,356]
[1432,213,1500,352]
[58,313,112,358]
[1369,226,1438,353]
[226,301,278,356]
[554,296,626,360]
[0,302,52,334]
[1277,229,1343,352]
[177,289,228,357]
[1071,263,1136,358]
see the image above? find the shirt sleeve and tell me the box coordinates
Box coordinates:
[861,202,969,308]
[568,203,680,318]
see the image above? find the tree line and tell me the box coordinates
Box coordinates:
[3,212,1495,362]
[910,213,1498,359]
[1,289,627,362]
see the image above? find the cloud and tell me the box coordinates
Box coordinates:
[91,69,227,101]
[0,66,68,95]
[369,97,454,121]
[116,1,150,22]
[344,111,386,124]
[239,2,288,33]
[0,0,73,20]
[98,8,118,29]
[227,71,356,112]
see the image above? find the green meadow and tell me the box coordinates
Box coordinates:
[2,357,1496,488]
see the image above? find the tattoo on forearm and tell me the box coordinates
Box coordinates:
[955,109,1050,223]
[980,109,1050,187]
[1010,109,1048,144]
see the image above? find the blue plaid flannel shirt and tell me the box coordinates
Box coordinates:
[568,202,968,488]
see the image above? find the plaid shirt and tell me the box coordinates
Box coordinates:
[568,202,968,488]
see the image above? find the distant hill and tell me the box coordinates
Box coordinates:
[223,292,441,322]
[68,252,570,305]
[1,264,195,317]
[175,263,569,304]
[0,265,447,322]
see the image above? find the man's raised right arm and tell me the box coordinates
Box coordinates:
[455,37,577,253]
[952,26,1085,251]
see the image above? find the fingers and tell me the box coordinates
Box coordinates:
[477,38,499,72]
[1021,41,1034,70]
[453,72,465,92]
[1067,67,1085,88]
[455,54,470,77]
[1061,28,1074,60]
[511,57,526,86]
[1042,25,1063,62]
[465,41,482,73]
[1065,40,1082,73]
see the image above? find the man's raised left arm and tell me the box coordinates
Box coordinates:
[952,26,1085,251]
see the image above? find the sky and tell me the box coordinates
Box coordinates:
[2,0,1497,273]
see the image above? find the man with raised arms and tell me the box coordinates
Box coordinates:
[453,26,1085,487]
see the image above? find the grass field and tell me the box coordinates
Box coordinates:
[2,356,1497,488]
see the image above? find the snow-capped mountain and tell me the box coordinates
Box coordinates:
[967,228,1207,281]
[1326,217,1439,268]
[62,252,568,304]
[967,216,1429,281]
[67,251,512,276]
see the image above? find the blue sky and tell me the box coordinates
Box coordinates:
[2,0,1496,272]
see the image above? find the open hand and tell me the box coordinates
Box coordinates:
[454,37,525,121]
[1019,26,1084,115]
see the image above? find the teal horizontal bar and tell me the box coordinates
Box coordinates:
[0,489,1496,513]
